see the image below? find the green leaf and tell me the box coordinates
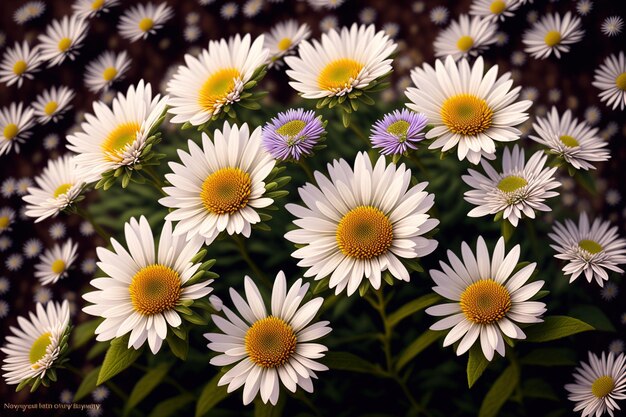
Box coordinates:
[71,319,102,349]
[467,344,490,388]
[195,373,229,417]
[149,393,195,417]
[524,316,594,343]
[501,219,514,242]
[166,333,189,360]
[74,366,101,402]
[97,336,143,385]
[520,348,576,367]
[395,330,442,371]
[478,363,519,417]
[124,363,172,416]
[321,352,385,376]
[254,394,286,417]
[569,305,616,332]
[522,378,558,401]
[387,294,441,327]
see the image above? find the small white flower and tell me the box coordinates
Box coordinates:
[359,7,377,24]
[434,14,497,61]
[80,221,95,237]
[72,0,120,19]
[469,0,521,22]
[243,0,263,17]
[0,277,10,294]
[184,25,201,43]
[0,207,15,234]
[49,222,66,240]
[0,300,9,318]
[264,20,311,68]
[35,240,79,285]
[576,0,593,16]
[118,2,174,42]
[84,51,131,93]
[0,41,42,88]
[523,12,584,59]
[601,16,624,37]
[81,258,97,274]
[592,52,626,111]
[37,15,88,67]
[430,6,449,25]
[1,178,16,197]
[308,0,345,9]
[32,86,75,124]
[584,106,601,125]
[5,253,23,271]
[0,102,35,156]
[23,238,43,258]
[92,386,109,402]
[606,189,621,206]
[0,236,12,251]
[43,134,60,150]
[59,389,73,404]
[601,282,619,301]
[220,2,239,19]
[319,16,338,32]
[13,1,46,24]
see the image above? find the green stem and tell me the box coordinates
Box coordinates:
[75,206,111,241]
[348,122,371,148]
[298,159,315,183]
[142,166,167,197]
[406,152,430,179]
[232,235,272,289]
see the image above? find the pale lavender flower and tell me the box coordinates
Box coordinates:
[370,109,427,155]
[261,109,325,161]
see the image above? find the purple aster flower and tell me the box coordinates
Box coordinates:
[262,108,325,161]
[370,109,428,155]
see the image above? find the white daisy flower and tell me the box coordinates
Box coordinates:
[80,221,95,237]
[576,0,593,16]
[23,155,86,222]
[359,7,377,24]
[5,254,23,271]
[430,6,450,26]
[243,0,263,17]
[592,52,626,111]
[81,258,97,274]
[602,16,624,37]
[159,122,275,244]
[92,386,109,402]
[67,80,167,183]
[13,1,46,25]
[0,41,42,88]
[426,236,546,361]
[319,16,338,32]
[35,240,79,286]
[82,216,213,354]
[167,34,268,126]
[530,107,610,171]
[220,2,239,19]
[606,190,621,206]
[522,12,584,59]
[565,352,626,417]
[184,25,201,43]
[601,283,619,301]
[406,56,532,164]
[84,51,131,93]
[33,287,53,304]
[72,0,120,19]
[16,178,32,196]
[0,102,34,157]
[49,223,66,240]
[549,213,626,287]
[584,106,601,125]
[43,134,60,150]
[264,21,311,68]
[23,238,43,258]
[118,2,174,42]
[0,207,15,234]
[433,14,497,61]
[309,0,345,8]
[469,0,521,22]
[285,152,439,296]
[1,301,70,386]
[285,24,396,99]
[1,177,17,197]
[37,15,88,67]
[32,86,75,124]
[205,271,331,405]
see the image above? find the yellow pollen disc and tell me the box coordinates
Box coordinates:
[198,68,241,111]
[441,94,494,136]
[102,66,118,81]
[201,167,252,215]
[336,206,394,260]
[44,101,58,116]
[53,183,73,198]
[0,216,9,229]
[277,37,292,51]
[91,0,104,10]
[138,17,154,32]
[489,0,506,14]
[615,72,626,91]
[559,135,579,147]
[3,123,19,140]
[58,37,72,52]
[387,120,410,140]
[101,122,141,158]
[460,279,512,324]
[129,264,181,316]
[592,375,615,398]
[276,120,306,137]
[245,316,297,368]
[13,60,27,75]
[318,58,364,91]
[497,175,528,193]
[456,35,474,52]
[51,259,66,274]
[29,332,51,365]
[578,239,603,254]
[544,31,561,47]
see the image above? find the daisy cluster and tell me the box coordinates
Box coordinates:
[0,0,625,416]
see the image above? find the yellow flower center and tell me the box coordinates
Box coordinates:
[13,60,27,75]
[91,0,104,10]
[102,66,118,82]
[198,68,241,111]
[615,72,626,91]
[0,216,10,229]
[29,332,51,365]
[200,167,252,215]
[58,37,72,52]
[44,101,58,116]
[51,259,66,274]
[129,264,181,316]
[318,58,364,91]
[387,120,410,141]
[245,316,297,368]
[456,35,474,52]
[101,122,141,158]
[3,123,19,140]
[489,0,506,14]
[460,279,512,324]
[497,175,528,193]
[138,17,154,32]
[591,375,615,398]
[441,94,494,136]
[276,120,306,137]
[277,37,292,51]
[53,183,73,198]
[578,239,603,254]
[559,135,579,147]
[336,206,394,259]
[544,31,561,47]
